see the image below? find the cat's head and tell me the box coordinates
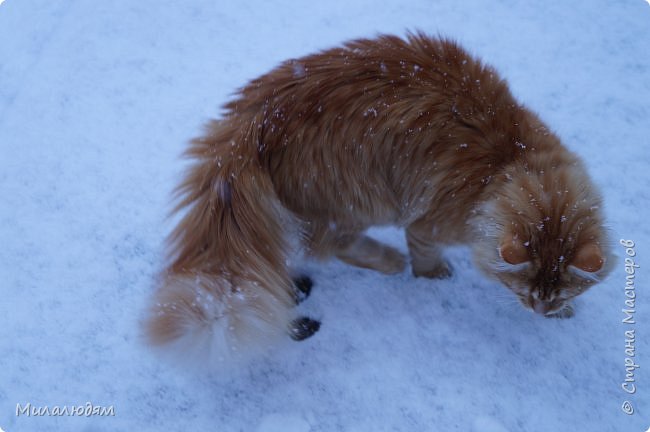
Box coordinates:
[472,159,613,317]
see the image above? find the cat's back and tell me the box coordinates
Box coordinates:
[228,33,488,128]
[223,33,529,225]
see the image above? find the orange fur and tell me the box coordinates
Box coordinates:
[145,32,612,359]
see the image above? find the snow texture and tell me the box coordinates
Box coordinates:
[1,0,649,431]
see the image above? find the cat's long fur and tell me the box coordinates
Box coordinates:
[145,33,612,359]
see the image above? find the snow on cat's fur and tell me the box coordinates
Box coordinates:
[145,32,612,362]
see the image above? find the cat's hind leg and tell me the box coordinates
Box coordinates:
[306,225,406,274]
[335,234,407,274]
[406,220,452,279]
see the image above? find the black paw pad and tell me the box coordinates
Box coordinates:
[290,317,321,341]
[292,275,313,304]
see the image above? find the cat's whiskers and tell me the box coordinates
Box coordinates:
[489,291,522,309]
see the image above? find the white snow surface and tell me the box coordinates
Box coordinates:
[1,0,649,431]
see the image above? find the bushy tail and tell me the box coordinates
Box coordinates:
[145,119,298,362]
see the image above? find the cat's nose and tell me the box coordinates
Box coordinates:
[532,299,552,315]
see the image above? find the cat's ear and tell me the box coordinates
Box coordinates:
[570,243,604,272]
[499,235,529,265]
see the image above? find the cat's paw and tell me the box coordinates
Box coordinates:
[412,261,452,279]
[289,317,321,341]
[546,303,574,319]
[292,275,313,304]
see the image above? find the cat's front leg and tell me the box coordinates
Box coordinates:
[406,220,452,279]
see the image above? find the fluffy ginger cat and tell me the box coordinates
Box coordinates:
[145,33,612,360]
